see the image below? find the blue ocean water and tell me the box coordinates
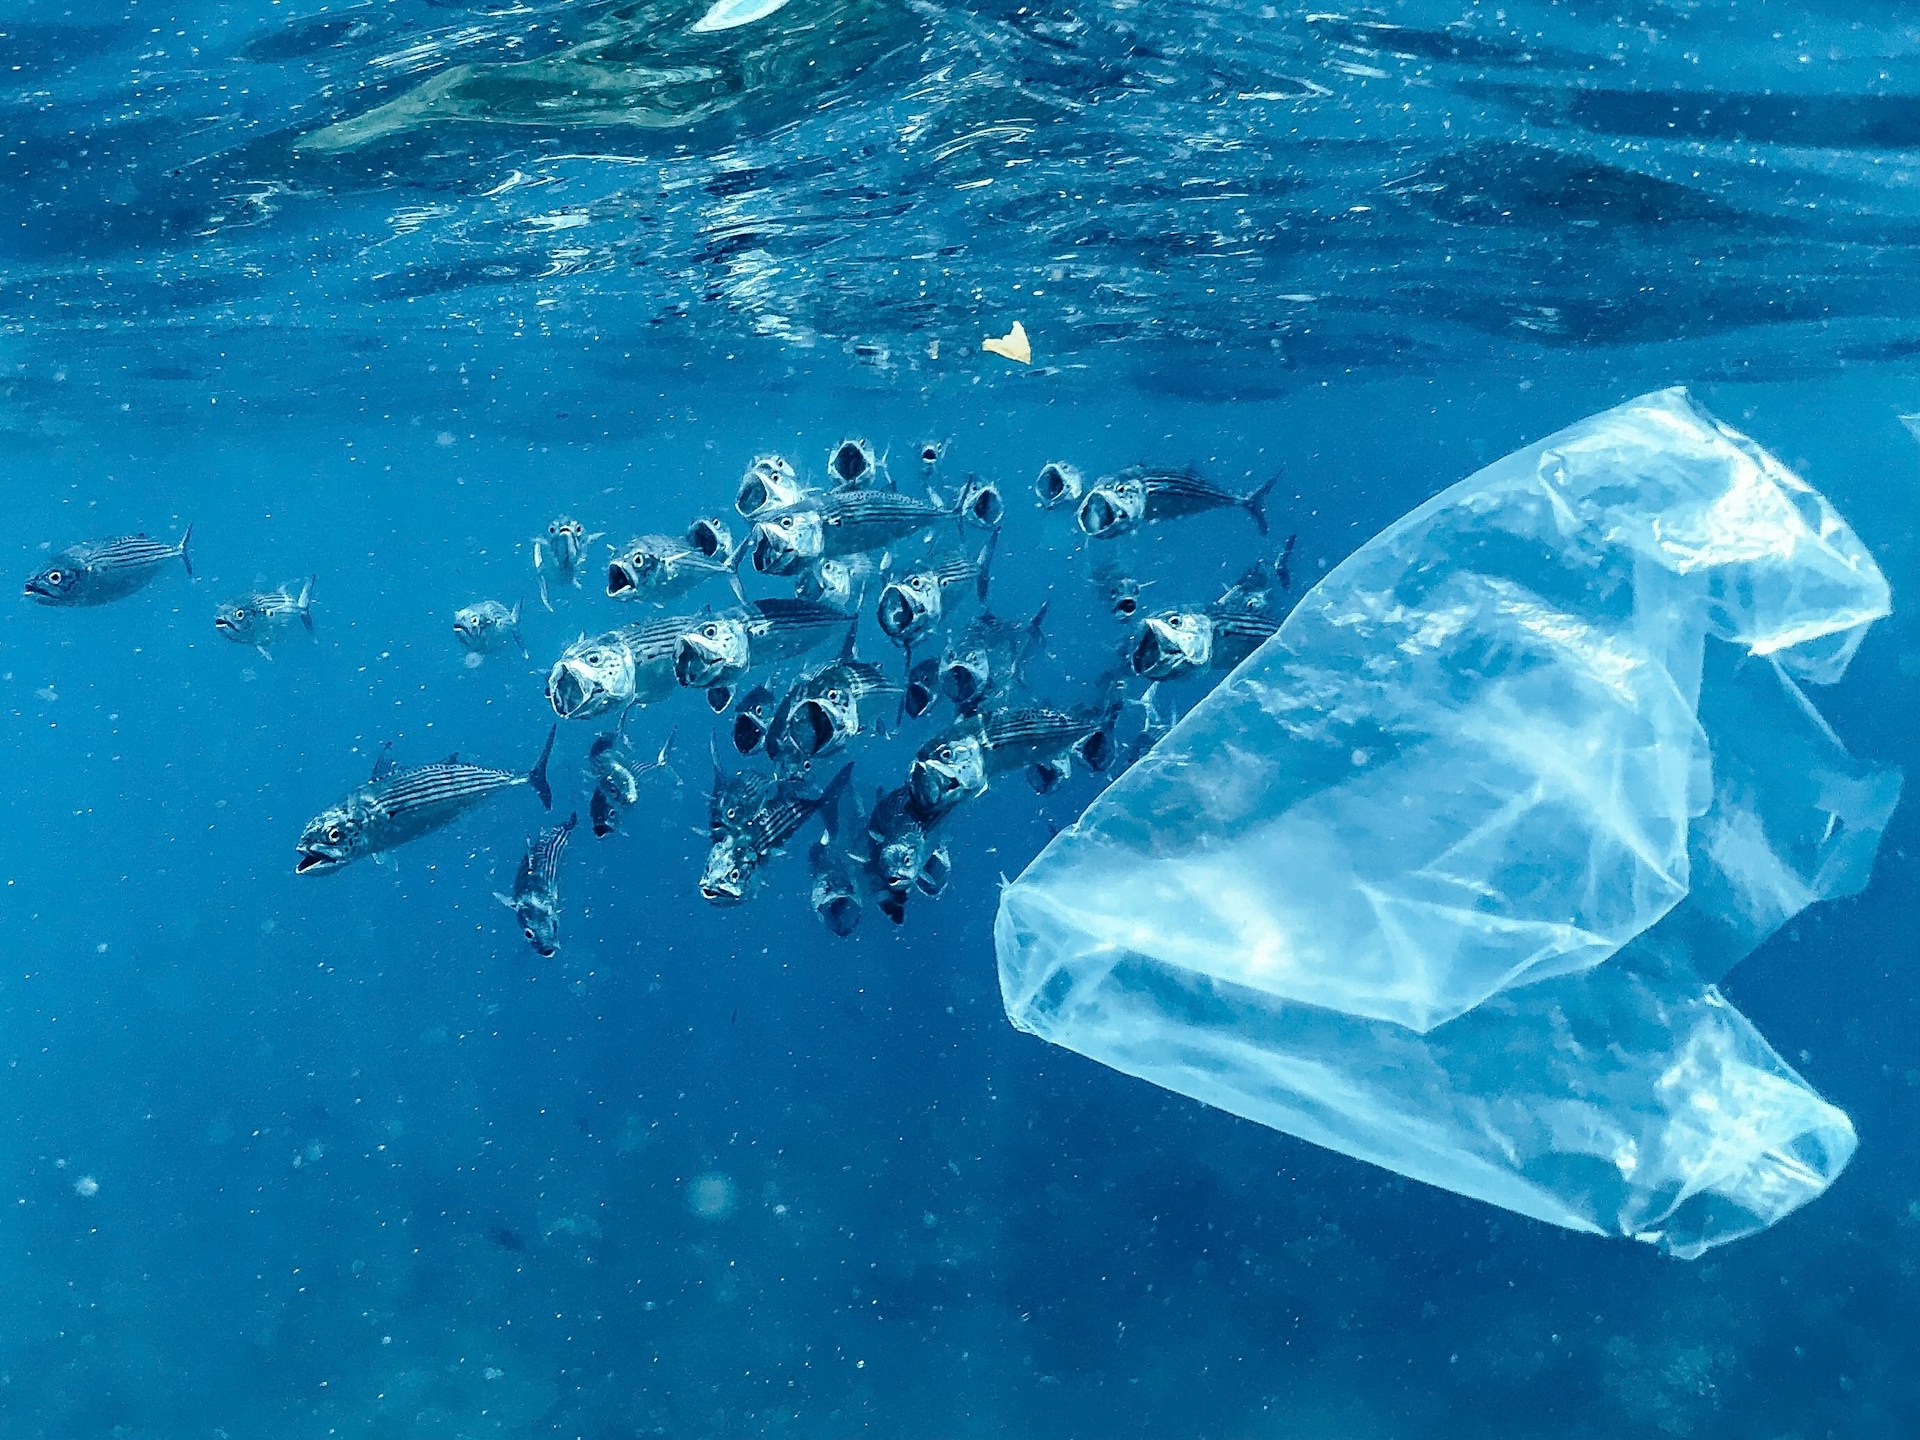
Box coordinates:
[2,3,1918,1438]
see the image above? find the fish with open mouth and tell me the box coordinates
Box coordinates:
[496,812,578,957]
[671,598,851,692]
[728,683,780,756]
[686,516,734,560]
[294,725,555,875]
[699,761,853,905]
[606,524,744,604]
[1128,605,1281,682]
[954,475,1005,529]
[907,697,1119,816]
[454,599,527,659]
[735,454,807,518]
[793,552,878,613]
[589,717,677,837]
[546,617,695,719]
[214,576,316,658]
[827,437,887,490]
[748,490,960,576]
[939,603,1046,716]
[1034,461,1083,510]
[1094,561,1150,620]
[765,652,902,769]
[1076,465,1278,540]
[916,439,947,481]
[533,515,601,610]
[863,783,952,922]
[807,780,868,936]
[25,527,194,606]
[874,534,997,650]
[901,657,942,720]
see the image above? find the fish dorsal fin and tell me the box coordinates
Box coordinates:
[369,743,397,783]
[443,752,461,765]
[839,614,860,661]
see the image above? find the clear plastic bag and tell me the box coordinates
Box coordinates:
[996,388,1901,1257]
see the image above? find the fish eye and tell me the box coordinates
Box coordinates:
[47,569,62,584]
[828,688,843,703]
[524,927,536,941]
[586,651,604,664]
[326,825,342,843]
[703,625,717,638]
[779,516,795,530]
[728,869,740,882]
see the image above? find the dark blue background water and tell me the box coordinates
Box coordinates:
[1,359,1913,1440]
[4,0,1920,1433]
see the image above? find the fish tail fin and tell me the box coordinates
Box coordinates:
[656,726,684,787]
[819,760,856,817]
[840,613,860,661]
[561,811,580,835]
[299,575,317,633]
[1244,471,1280,538]
[975,528,1000,604]
[178,523,196,579]
[528,723,557,810]
[1276,532,1298,591]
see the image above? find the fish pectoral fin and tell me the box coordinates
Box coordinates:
[494,891,519,911]
[372,851,397,871]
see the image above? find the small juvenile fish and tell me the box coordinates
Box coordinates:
[214,576,316,657]
[736,454,806,518]
[939,603,1046,716]
[916,439,947,480]
[496,813,578,957]
[589,719,677,838]
[1076,466,1277,540]
[295,726,555,874]
[749,490,959,576]
[25,527,194,606]
[533,515,601,610]
[827,437,885,490]
[547,617,696,718]
[1034,462,1083,510]
[699,761,853,905]
[875,535,997,650]
[454,600,527,658]
[606,527,742,604]
[671,598,850,691]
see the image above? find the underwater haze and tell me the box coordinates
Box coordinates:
[2,2,1919,1439]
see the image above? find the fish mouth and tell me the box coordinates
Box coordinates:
[1132,624,1172,676]
[908,759,961,812]
[940,661,985,706]
[751,530,796,575]
[295,848,344,876]
[531,940,557,958]
[1079,729,1116,773]
[831,443,870,485]
[673,636,728,689]
[917,848,953,896]
[736,475,774,517]
[687,519,729,557]
[792,700,839,759]
[1077,490,1120,537]
[965,484,1005,528]
[546,664,598,719]
[902,677,937,719]
[732,712,769,755]
[1036,464,1077,506]
[876,586,919,639]
[606,562,638,598]
[23,580,57,602]
[700,881,746,906]
[818,894,861,936]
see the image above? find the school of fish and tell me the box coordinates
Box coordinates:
[23,438,1295,957]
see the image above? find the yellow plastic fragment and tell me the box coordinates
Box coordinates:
[982,321,1031,365]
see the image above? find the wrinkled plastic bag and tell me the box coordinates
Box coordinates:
[996,388,1900,1257]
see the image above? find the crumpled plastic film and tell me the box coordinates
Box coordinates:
[995,388,1901,1257]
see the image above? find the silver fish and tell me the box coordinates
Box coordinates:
[214,576,316,657]
[901,656,942,720]
[864,783,950,913]
[496,813,578,957]
[808,781,865,936]
[699,761,853,905]
[454,599,526,658]
[671,598,851,691]
[748,490,959,576]
[687,516,734,560]
[589,719,677,838]
[547,618,695,719]
[1035,462,1084,510]
[1130,605,1281,682]
[25,527,193,606]
[955,474,1005,530]
[875,535,997,649]
[916,439,947,480]
[533,515,602,610]
[1076,465,1277,540]
[730,683,781,756]
[769,658,902,768]
[794,552,878,613]
[939,603,1046,716]
[606,529,742,604]
[735,454,806,518]
[827,437,886,490]
[908,699,1118,816]
[294,726,555,875]
[1094,562,1150,621]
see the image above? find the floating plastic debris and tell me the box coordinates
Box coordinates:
[691,0,794,33]
[983,321,1031,366]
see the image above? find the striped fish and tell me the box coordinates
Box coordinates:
[496,813,578,956]
[700,762,853,905]
[215,576,316,657]
[25,527,194,606]
[909,695,1120,815]
[547,617,694,719]
[295,725,556,875]
[1076,465,1277,540]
